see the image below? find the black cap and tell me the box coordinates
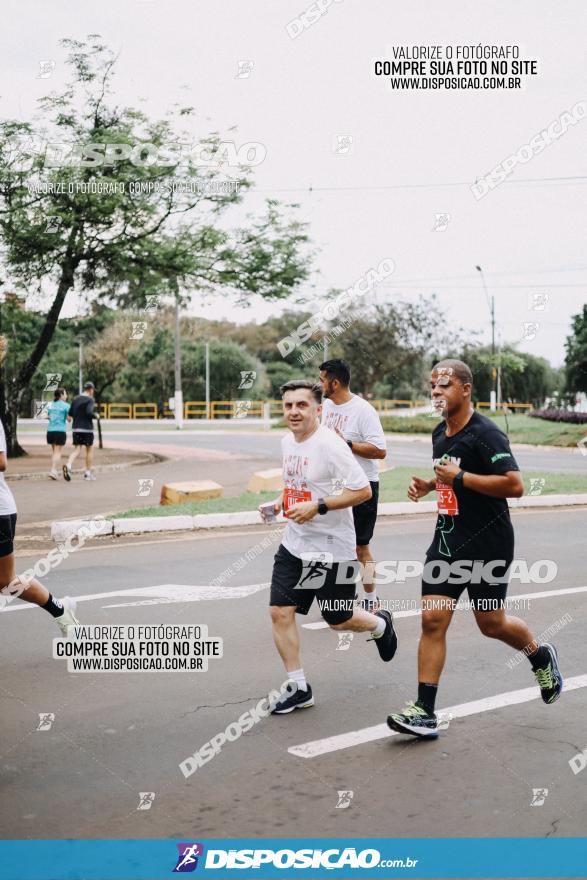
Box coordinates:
[83,381,95,390]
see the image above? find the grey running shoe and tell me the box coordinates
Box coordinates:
[270,682,314,715]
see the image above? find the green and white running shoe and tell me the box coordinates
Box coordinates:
[56,597,80,637]
[387,700,439,738]
[534,643,563,704]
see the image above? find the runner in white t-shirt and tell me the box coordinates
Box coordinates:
[259,379,397,715]
[319,359,387,611]
[0,412,79,634]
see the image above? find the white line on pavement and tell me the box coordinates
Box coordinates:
[3,581,586,616]
[302,584,587,629]
[0,582,270,613]
[288,673,587,759]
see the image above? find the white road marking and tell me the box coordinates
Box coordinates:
[0,582,269,613]
[302,584,587,629]
[103,582,270,607]
[3,581,586,616]
[289,673,587,759]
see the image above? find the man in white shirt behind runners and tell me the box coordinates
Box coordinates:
[260,379,397,715]
[319,359,387,611]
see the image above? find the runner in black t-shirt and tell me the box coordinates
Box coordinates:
[387,359,563,738]
[63,382,99,481]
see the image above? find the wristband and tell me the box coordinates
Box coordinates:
[347,440,353,451]
[454,470,465,490]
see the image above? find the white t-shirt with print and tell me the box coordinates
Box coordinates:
[0,421,17,515]
[281,424,369,562]
[321,395,387,482]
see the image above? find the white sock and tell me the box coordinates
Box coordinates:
[288,668,307,691]
[364,590,378,602]
[371,616,386,638]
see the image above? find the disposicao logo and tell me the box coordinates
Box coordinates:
[173,843,204,872]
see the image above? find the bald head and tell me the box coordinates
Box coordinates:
[432,359,473,387]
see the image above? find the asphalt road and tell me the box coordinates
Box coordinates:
[18,424,587,473]
[78,430,587,473]
[1,508,585,841]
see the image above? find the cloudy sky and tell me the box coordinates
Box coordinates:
[2,0,586,365]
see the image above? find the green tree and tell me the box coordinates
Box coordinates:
[565,304,587,395]
[0,36,311,453]
[264,361,301,397]
[457,345,558,406]
[118,322,264,406]
[330,297,465,397]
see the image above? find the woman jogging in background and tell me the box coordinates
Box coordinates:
[46,388,70,480]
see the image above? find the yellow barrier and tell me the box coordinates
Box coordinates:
[210,400,264,419]
[132,403,158,419]
[107,403,132,418]
[184,401,209,419]
[476,402,533,413]
[372,399,415,410]
[92,399,534,419]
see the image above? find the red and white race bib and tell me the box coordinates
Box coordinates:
[283,487,312,513]
[435,482,459,516]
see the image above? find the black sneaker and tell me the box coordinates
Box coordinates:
[62,464,71,482]
[387,701,439,738]
[367,610,397,662]
[534,643,563,704]
[270,682,314,715]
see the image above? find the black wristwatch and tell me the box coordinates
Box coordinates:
[454,470,465,490]
[347,439,353,451]
[317,498,329,515]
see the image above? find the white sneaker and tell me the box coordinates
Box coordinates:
[56,597,80,637]
[49,470,58,480]
[83,471,96,481]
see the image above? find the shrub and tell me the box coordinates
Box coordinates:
[528,409,587,424]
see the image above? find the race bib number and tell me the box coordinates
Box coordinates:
[436,482,459,516]
[283,487,312,512]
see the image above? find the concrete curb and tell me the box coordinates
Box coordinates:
[51,493,587,541]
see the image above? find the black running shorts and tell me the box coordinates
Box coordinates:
[0,513,17,558]
[270,544,358,624]
[72,432,94,447]
[353,481,379,546]
[421,555,512,611]
[47,431,66,446]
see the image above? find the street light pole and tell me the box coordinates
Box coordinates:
[174,290,184,430]
[475,265,497,411]
[77,335,84,394]
[205,341,210,420]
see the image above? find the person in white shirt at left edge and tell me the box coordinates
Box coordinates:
[259,379,398,715]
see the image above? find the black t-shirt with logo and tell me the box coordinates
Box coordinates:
[426,411,520,563]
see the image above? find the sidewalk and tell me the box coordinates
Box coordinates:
[6,445,158,481]
[10,440,272,530]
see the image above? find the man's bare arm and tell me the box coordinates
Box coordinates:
[348,441,387,460]
[462,470,524,499]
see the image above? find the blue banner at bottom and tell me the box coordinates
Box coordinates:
[0,838,586,879]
